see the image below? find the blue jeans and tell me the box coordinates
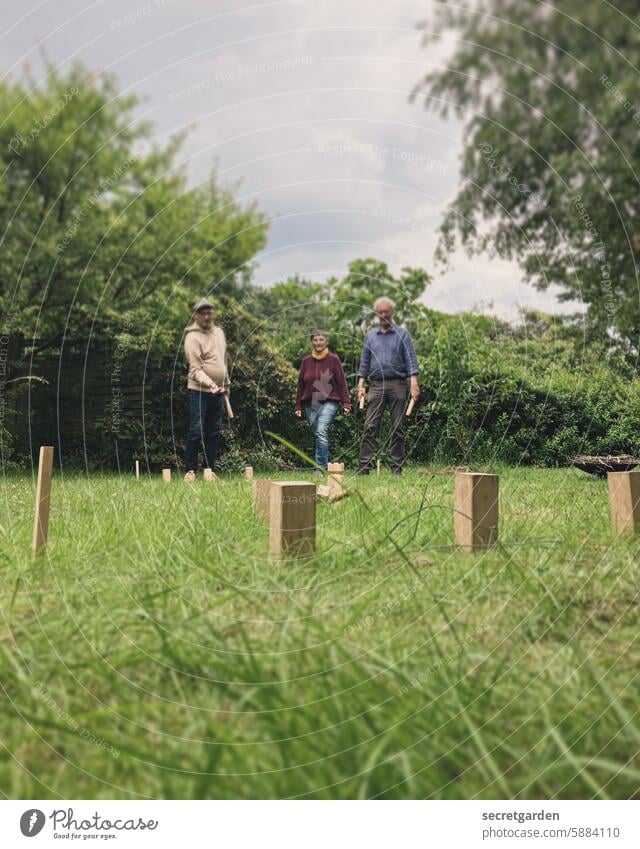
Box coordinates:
[303,400,340,468]
[185,389,224,472]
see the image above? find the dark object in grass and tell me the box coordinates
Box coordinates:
[419,466,470,476]
[572,455,640,478]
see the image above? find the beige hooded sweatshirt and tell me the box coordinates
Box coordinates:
[184,323,230,391]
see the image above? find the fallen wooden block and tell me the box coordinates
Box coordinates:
[608,471,640,535]
[269,481,316,559]
[32,446,54,557]
[244,466,254,480]
[162,469,171,483]
[252,479,272,519]
[203,468,218,482]
[454,472,499,552]
[317,484,354,504]
[329,486,354,504]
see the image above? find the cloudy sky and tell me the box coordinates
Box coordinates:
[2,0,575,319]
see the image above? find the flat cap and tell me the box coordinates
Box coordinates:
[192,297,215,312]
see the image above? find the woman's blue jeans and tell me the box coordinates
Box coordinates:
[303,400,340,468]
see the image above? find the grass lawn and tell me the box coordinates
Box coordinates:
[0,466,638,799]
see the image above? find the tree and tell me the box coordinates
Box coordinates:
[328,258,431,333]
[0,62,267,360]
[0,62,270,466]
[412,0,640,353]
[251,259,432,375]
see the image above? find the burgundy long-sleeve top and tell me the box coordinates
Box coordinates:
[295,351,352,412]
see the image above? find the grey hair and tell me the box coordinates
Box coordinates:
[374,296,395,311]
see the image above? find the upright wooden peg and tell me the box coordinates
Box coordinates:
[359,395,365,411]
[244,466,254,480]
[162,469,171,483]
[135,460,140,480]
[224,394,234,419]
[269,481,316,559]
[32,446,54,556]
[376,460,381,477]
[454,472,499,552]
[327,462,344,498]
[406,397,416,416]
[252,479,272,519]
[608,471,640,535]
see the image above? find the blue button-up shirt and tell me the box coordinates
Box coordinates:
[357,324,419,380]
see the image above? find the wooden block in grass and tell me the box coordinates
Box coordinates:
[328,462,344,497]
[454,472,499,552]
[162,469,171,483]
[608,471,640,535]
[252,479,272,519]
[32,446,54,556]
[269,481,316,559]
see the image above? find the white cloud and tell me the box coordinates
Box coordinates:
[1,0,581,321]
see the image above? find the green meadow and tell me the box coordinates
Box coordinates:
[0,467,638,799]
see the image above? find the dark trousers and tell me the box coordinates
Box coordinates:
[359,379,408,472]
[185,389,224,472]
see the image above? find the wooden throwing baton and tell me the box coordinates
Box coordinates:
[224,393,234,419]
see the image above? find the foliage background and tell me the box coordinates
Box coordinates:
[1,63,639,471]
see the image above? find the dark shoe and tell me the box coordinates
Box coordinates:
[391,468,402,476]
[356,468,370,476]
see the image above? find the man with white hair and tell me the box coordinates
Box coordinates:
[356,296,420,475]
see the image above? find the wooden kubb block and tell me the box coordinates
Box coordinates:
[32,445,54,555]
[252,479,273,520]
[454,472,499,552]
[608,471,640,536]
[327,462,344,497]
[269,481,316,559]
[162,469,171,483]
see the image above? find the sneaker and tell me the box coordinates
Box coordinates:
[391,468,402,476]
[313,468,324,478]
[356,468,370,476]
[183,470,196,482]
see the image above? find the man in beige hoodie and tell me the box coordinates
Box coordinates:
[183,298,230,481]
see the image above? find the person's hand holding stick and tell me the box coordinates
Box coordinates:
[217,386,234,419]
[406,376,420,416]
[357,380,366,411]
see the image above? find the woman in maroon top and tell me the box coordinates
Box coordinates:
[295,330,352,471]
